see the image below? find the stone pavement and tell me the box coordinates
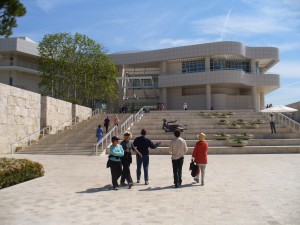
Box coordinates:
[0,154,300,225]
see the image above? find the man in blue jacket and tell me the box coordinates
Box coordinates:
[133,129,161,185]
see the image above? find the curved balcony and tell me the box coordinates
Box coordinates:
[158,70,279,92]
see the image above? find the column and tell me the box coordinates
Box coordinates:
[161,87,167,109]
[160,61,167,74]
[252,86,258,112]
[205,57,210,72]
[260,92,265,110]
[206,84,211,110]
[251,59,256,74]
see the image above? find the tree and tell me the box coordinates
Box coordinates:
[0,0,26,37]
[38,32,118,108]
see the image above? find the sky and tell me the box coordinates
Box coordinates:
[13,0,300,105]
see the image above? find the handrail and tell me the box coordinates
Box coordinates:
[95,107,144,154]
[55,108,100,133]
[11,126,51,154]
[276,113,300,133]
[10,108,101,154]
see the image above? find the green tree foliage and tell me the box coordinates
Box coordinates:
[0,0,26,37]
[38,33,118,108]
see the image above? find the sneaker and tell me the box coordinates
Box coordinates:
[128,183,133,189]
[145,181,149,185]
[113,186,118,191]
[137,180,140,183]
[195,178,199,183]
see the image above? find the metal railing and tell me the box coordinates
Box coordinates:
[95,107,144,154]
[10,108,101,154]
[276,113,300,133]
[55,108,100,134]
[11,126,51,154]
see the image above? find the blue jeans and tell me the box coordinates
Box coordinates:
[136,155,149,182]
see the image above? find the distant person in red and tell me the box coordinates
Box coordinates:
[192,133,208,186]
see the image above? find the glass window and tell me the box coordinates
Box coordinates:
[210,59,250,72]
[182,60,205,73]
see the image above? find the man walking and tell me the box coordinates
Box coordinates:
[133,129,161,185]
[104,116,110,133]
[169,129,188,188]
[120,131,142,189]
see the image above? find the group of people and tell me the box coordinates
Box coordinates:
[96,115,120,143]
[107,128,208,190]
[266,103,273,108]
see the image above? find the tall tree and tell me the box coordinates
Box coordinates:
[38,32,118,108]
[0,0,26,37]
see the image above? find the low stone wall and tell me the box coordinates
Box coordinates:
[72,104,92,122]
[41,96,72,133]
[287,102,300,123]
[0,84,41,154]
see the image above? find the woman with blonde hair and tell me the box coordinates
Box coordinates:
[192,133,208,185]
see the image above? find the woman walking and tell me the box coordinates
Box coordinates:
[192,133,208,186]
[108,136,124,190]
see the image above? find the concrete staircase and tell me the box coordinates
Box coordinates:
[16,114,131,155]
[128,110,300,154]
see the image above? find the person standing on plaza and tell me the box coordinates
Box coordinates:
[169,129,188,188]
[269,113,276,133]
[183,102,187,110]
[108,136,124,190]
[133,129,161,185]
[104,116,110,133]
[96,125,103,142]
[192,133,208,186]
[120,131,142,189]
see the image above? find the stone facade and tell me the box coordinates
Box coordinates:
[287,102,300,123]
[41,96,72,133]
[72,104,92,122]
[0,83,40,154]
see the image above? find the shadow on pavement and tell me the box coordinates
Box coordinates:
[139,182,198,191]
[76,184,112,193]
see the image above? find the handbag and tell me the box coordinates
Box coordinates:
[189,160,199,177]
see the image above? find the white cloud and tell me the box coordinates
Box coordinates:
[193,0,300,39]
[268,60,300,79]
[265,85,300,105]
[34,0,83,13]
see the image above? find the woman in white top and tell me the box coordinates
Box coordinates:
[269,113,276,134]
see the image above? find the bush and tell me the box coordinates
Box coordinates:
[0,158,44,189]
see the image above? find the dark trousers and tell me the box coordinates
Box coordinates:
[172,157,184,187]
[136,155,149,181]
[270,122,276,133]
[121,162,133,184]
[110,160,122,187]
[104,125,109,133]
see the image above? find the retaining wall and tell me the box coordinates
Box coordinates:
[0,84,40,154]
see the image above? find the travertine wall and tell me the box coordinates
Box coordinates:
[41,96,72,133]
[287,102,300,123]
[72,104,92,121]
[0,83,40,154]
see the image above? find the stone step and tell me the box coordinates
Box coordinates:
[149,146,300,154]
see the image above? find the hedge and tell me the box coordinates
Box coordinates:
[0,157,44,189]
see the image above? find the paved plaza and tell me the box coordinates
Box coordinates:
[0,154,300,225]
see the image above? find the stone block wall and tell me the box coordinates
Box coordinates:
[287,102,300,123]
[0,84,40,154]
[41,96,72,133]
[72,104,92,122]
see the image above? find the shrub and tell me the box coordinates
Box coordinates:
[213,133,231,140]
[251,119,265,124]
[235,119,247,124]
[218,119,230,124]
[218,113,229,118]
[0,158,44,189]
[235,133,254,140]
[227,139,248,147]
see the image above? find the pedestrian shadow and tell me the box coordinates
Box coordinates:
[139,183,197,191]
[76,184,112,193]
